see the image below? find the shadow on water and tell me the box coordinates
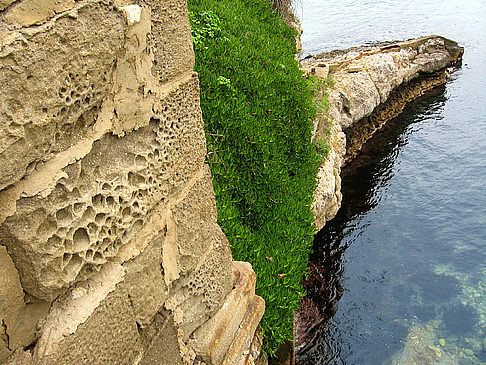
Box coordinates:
[295,88,449,365]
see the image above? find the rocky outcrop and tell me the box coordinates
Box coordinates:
[305,35,463,229]
[311,122,345,231]
[0,1,263,364]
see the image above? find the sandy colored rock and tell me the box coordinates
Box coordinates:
[173,165,221,273]
[0,246,24,319]
[304,36,463,131]
[0,3,125,191]
[0,0,260,362]
[0,75,207,301]
[2,348,33,365]
[143,0,195,83]
[189,261,262,365]
[0,0,16,11]
[139,313,184,365]
[304,35,463,228]
[3,0,76,27]
[175,238,234,341]
[121,228,169,327]
[35,285,143,364]
[222,296,265,365]
[312,122,346,230]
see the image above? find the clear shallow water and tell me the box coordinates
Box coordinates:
[295,1,486,364]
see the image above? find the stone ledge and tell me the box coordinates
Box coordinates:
[305,35,463,229]
[189,261,265,365]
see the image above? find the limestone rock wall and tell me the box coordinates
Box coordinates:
[304,35,463,230]
[0,1,263,364]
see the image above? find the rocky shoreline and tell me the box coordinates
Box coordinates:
[305,35,464,230]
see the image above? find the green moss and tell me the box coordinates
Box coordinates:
[188,0,322,355]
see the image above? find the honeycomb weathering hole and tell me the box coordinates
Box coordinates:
[73,227,90,251]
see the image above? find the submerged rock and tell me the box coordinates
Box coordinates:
[442,303,479,335]
[384,323,456,365]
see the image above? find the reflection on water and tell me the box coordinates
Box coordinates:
[297,82,486,365]
[295,1,486,364]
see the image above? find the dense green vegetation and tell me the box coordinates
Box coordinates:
[188,0,322,355]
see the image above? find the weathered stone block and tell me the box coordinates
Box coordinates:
[121,230,169,327]
[173,165,220,273]
[142,0,195,82]
[139,313,184,365]
[3,0,76,27]
[222,296,265,365]
[0,76,206,301]
[0,3,125,190]
[0,246,50,362]
[0,0,16,11]
[36,286,143,364]
[189,261,260,365]
[181,239,233,339]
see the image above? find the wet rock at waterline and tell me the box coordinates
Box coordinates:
[305,35,463,230]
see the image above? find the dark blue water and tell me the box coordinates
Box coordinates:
[295,1,486,364]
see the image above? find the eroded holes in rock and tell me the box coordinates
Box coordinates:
[56,206,73,225]
[135,155,147,168]
[87,222,98,236]
[72,188,82,199]
[45,235,62,253]
[132,219,143,235]
[101,238,111,249]
[92,194,104,209]
[63,253,82,275]
[82,206,96,221]
[95,213,105,224]
[73,227,90,251]
[56,226,68,237]
[106,196,115,207]
[55,182,69,195]
[153,149,160,159]
[73,202,85,215]
[102,183,111,191]
[122,207,131,221]
[64,239,73,251]
[128,172,146,186]
[62,253,72,266]
[65,96,71,103]
[132,201,140,210]
[118,196,123,204]
[86,249,94,260]
[93,252,103,264]
[37,216,58,238]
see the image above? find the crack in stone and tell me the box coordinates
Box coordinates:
[1,319,11,351]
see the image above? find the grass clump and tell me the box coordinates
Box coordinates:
[188,0,322,355]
